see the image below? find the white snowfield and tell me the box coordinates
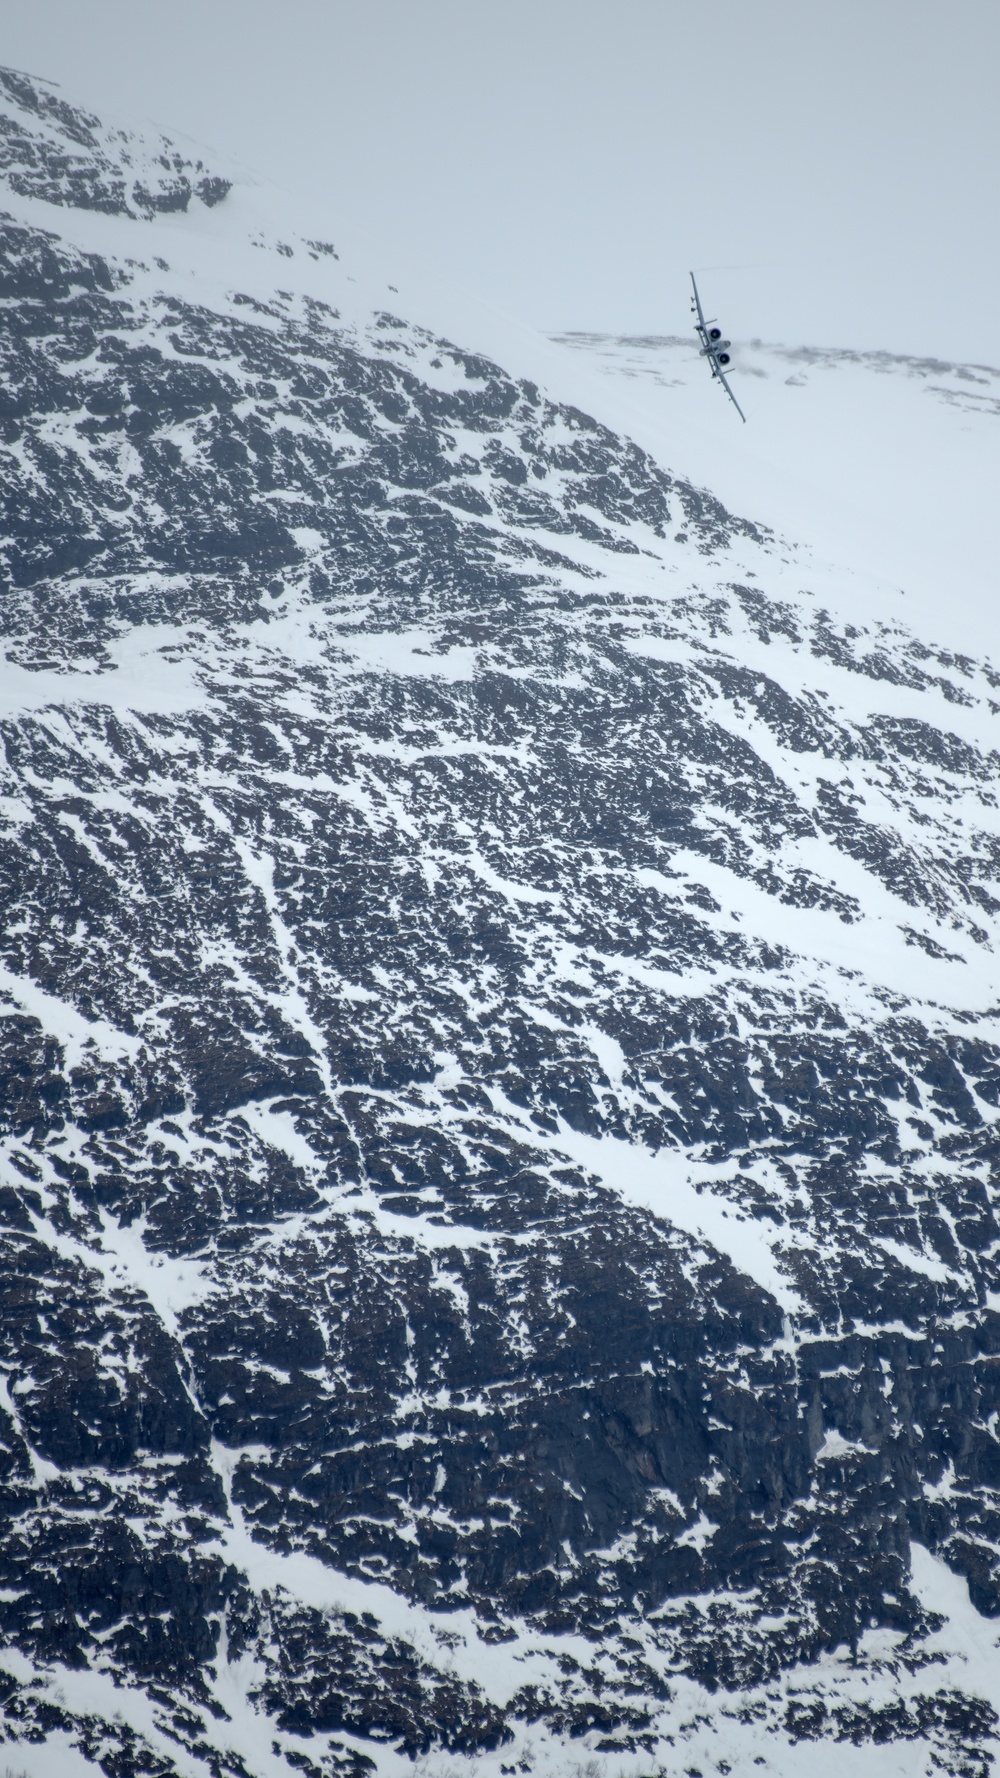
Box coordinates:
[3,65,1000,1778]
[550,328,1000,667]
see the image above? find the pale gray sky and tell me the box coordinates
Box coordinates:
[6,0,999,360]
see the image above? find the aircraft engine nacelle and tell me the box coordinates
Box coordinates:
[700,337,731,357]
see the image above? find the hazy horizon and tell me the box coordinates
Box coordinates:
[5,0,999,363]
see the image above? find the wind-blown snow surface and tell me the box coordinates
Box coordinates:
[549,328,1000,661]
[3,65,1000,1778]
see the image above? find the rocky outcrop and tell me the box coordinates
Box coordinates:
[1,63,1000,1778]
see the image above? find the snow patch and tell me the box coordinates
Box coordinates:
[341,628,479,681]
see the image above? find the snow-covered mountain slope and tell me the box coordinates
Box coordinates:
[3,64,1000,1778]
[549,329,1000,661]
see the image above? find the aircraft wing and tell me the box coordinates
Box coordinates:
[714,361,747,423]
[689,271,708,332]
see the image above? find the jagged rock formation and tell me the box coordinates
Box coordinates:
[2,65,1000,1778]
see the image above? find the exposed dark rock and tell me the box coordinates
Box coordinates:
[1,59,1000,1778]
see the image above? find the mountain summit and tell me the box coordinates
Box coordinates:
[2,65,1000,1778]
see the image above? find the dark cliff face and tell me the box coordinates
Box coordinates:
[2,66,1000,1778]
[0,64,231,218]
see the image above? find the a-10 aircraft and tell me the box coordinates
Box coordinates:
[690,272,746,422]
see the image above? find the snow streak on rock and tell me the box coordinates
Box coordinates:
[2,65,1000,1778]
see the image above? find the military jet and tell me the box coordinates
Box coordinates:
[690,273,746,422]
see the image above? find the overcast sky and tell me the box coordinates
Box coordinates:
[6,0,1000,360]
